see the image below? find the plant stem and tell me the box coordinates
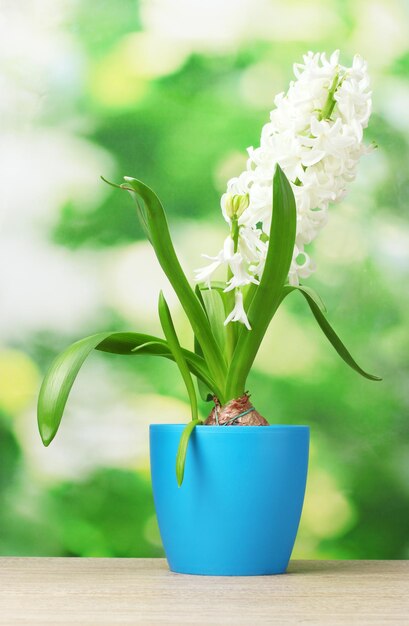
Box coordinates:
[223,221,240,368]
[318,72,340,121]
[231,216,239,253]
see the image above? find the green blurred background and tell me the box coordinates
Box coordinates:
[1,0,408,559]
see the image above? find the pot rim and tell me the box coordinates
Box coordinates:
[150,424,309,431]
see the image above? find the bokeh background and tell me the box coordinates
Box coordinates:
[1,0,408,559]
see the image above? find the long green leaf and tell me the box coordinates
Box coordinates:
[38,331,221,447]
[193,286,213,401]
[131,341,168,354]
[225,164,297,398]
[101,176,152,242]
[96,333,221,395]
[200,282,240,362]
[38,332,113,447]
[283,286,381,381]
[194,336,213,401]
[282,284,327,314]
[158,292,198,421]
[176,419,202,487]
[200,287,228,361]
[243,282,258,311]
[103,176,227,392]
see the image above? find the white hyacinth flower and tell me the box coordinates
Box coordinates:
[223,290,251,330]
[196,50,372,327]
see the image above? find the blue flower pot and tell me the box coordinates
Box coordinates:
[150,424,309,576]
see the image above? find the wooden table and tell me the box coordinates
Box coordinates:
[0,558,407,625]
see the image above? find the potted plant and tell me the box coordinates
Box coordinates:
[38,50,380,576]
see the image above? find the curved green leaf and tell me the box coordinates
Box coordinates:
[38,332,114,447]
[103,176,227,392]
[38,331,221,447]
[98,334,167,355]
[176,419,202,487]
[158,292,198,421]
[283,286,381,381]
[131,341,168,354]
[282,284,327,314]
[226,164,297,398]
[96,333,220,394]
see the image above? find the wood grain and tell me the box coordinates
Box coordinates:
[0,558,407,625]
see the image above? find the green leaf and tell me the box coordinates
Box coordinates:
[103,176,227,395]
[200,287,228,361]
[192,295,212,401]
[214,282,239,362]
[200,281,227,291]
[38,332,114,447]
[97,333,221,395]
[194,333,213,401]
[283,286,381,381]
[282,284,327,314]
[225,164,297,399]
[158,292,198,421]
[38,331,221,447]
[243,282,258,311]
[193,286,212,401]
[198,281,240,362]
[131,341,169,354]
[101,176,152,241]
[97,333,167,355]
[176,419,202,487]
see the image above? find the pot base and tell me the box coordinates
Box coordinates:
[169,564,287,576]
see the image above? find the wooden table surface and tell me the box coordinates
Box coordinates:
[0,558,407,625]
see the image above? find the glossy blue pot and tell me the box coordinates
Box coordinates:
[150,424,309,576]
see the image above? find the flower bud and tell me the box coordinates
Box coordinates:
[224,193,250,219]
